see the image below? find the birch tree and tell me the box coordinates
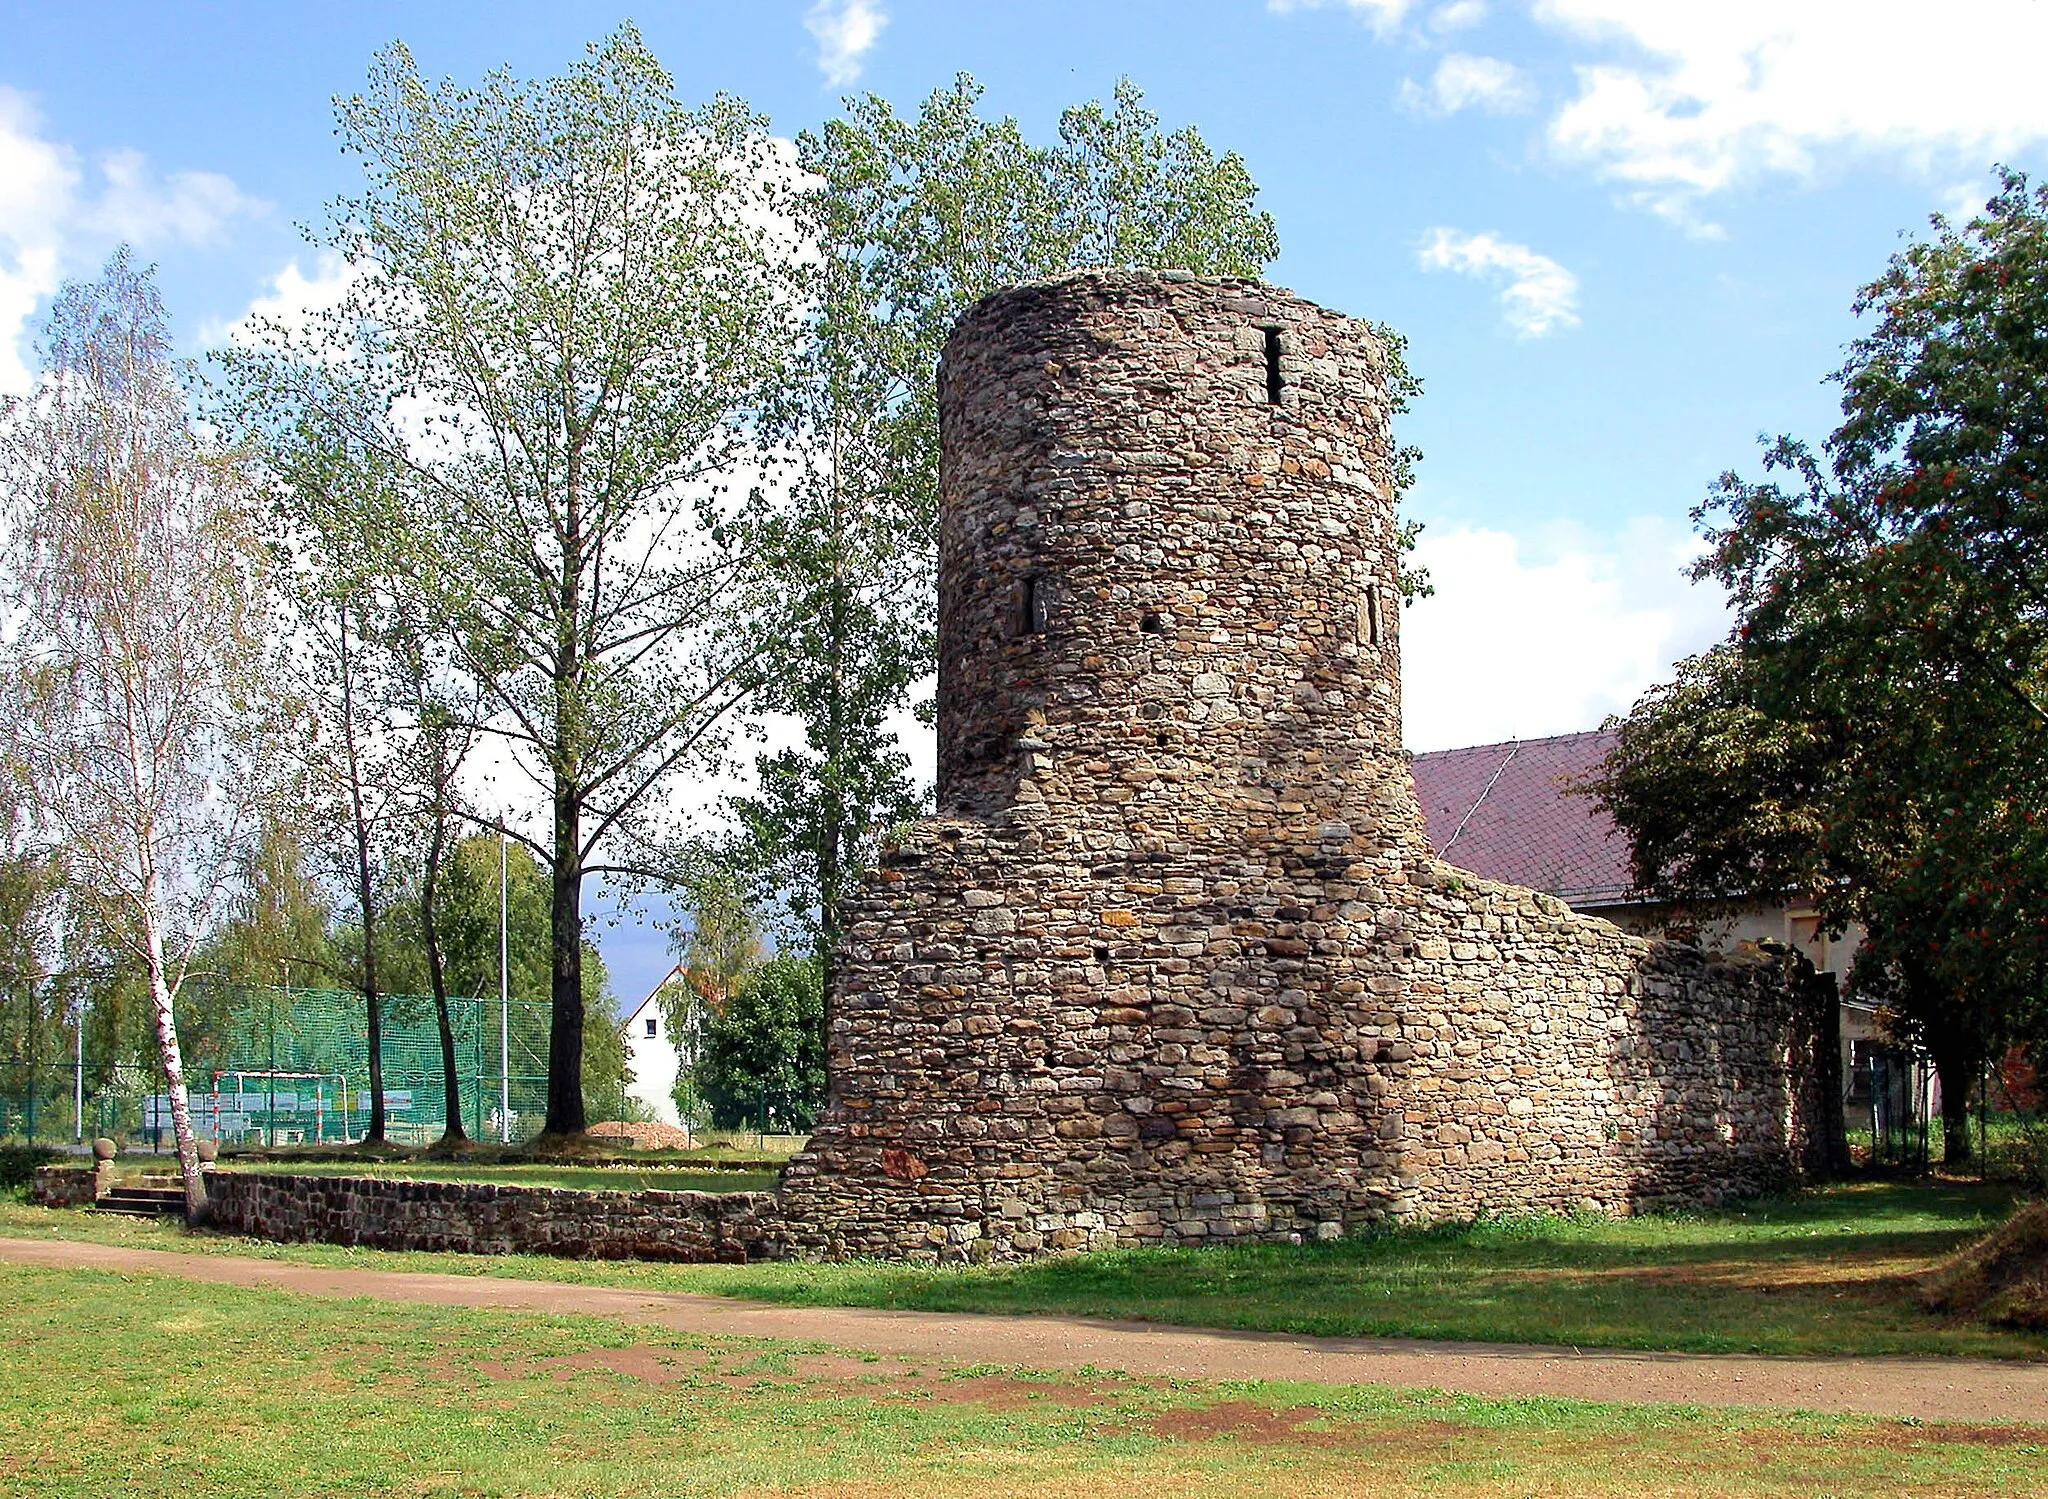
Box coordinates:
[0,251,280,1217]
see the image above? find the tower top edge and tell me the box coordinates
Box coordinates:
[949,268,1381,325]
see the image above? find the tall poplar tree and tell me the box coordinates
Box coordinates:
[224,28,797,1138]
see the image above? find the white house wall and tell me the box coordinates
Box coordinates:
[622,1001,683,1127]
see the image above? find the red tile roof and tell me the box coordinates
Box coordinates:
[1409,729,1638,906]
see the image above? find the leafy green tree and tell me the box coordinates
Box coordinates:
[662,866,761,1023]
[0,835,62,1139]
[1594,171,2048,1161]
[178,816,339,1105]
[1047,80,1278,272]
[380,836,550,1008]
[579,986,630,1125]
[222,27,797,1138]
[694,954,824,1130]
[1591,645,1841,908]
[657,869,757,1129]
[57,898,154,1098]
[200,816,338,992]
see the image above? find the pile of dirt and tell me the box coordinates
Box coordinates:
[1920,1200,2048,1329]
[583,1121,697,1152]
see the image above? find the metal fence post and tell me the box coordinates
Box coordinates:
[1981,1058,1990,1179]
[266,987,277,1148]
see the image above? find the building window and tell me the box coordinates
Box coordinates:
[1362,584,1382,646]
[645,1017,658,1038]
[1263,326,1283,404]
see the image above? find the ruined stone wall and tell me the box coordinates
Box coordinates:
[206,1172,785,1262]
[778,271,1828,1261]
[1386,875,1836,1220]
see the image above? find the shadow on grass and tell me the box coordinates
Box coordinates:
[705,1177,2043,1359]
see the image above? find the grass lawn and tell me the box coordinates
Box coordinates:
[3,1178,2042,1360]
[1,1258,2042,1498]
[203,1160,782,1193]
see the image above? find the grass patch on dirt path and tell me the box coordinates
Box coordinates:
[2,1260,2043,1498]
[3,1179,2043,1361]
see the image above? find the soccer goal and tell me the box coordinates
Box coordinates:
[207,1070,351,1146]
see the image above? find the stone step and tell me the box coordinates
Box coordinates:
[93,1185,189,1217]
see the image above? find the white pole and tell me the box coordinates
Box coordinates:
[499,830,511,1144]
[59,906,82,1144]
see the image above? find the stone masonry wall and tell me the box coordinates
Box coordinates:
[206,1172,786,1263]
[777,271,1830,1261]
[30,1165,98,1209]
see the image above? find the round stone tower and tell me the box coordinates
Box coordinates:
[779,270,1830,1261]
[935,272,1424,860]
[779,272,1440,1257]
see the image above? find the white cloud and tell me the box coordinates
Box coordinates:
[77,148,261,247]
[1401,516,1728,750]
[1281,3,2048,229]
[1536,1,2048,228]
[805,0,888,88]
[0,92,73,392]
[1399,53,1533,116]
[1939,178,1994,223]
[1268,0,1419,35]
[199,252,355,350]
[1417,227,1580,337]
[0,87,265,393]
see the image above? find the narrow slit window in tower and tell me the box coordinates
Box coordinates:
[1011,574,1048,637]
[1263,326,1284,404]
[1363,584,1382,646]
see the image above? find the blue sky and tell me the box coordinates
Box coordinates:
[5,1,2044,1005]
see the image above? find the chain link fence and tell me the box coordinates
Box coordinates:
[1,983,553,1150]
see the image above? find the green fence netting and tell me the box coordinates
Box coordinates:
[2,983,554,1150]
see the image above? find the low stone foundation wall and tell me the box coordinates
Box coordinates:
[205,1173,787,1263]
[780,832,1837,1262]
[30,1165,99,1209]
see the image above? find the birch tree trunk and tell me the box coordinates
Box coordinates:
[143,918,206,1219]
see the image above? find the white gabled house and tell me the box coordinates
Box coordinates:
[620,965,690,1127]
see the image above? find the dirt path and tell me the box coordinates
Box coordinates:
[6,1236,2046,1423]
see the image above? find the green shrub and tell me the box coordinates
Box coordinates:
[0,1144,60,1196]
[691,954,824,1131]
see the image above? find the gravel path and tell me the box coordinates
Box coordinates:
[6,1236,2046,1423]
